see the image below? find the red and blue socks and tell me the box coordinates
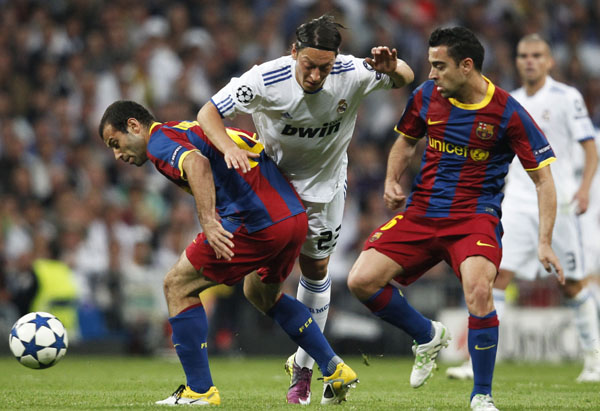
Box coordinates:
[468,310,499,400]
[267,293,340,376]
[169,304,213,394]
[363,284,433,344]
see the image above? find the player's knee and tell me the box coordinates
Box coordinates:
[347,269,373,300]
[163,269,182,303]
[464,282,493,315]
[561,279,583,298]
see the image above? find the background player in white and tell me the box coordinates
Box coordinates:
[196,15,414,404]
[446,34,600,382]
[574,130,600,349]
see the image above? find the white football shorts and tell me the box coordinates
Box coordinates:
[300,188,346,259]
[578,205,600,276]
[500,204,584,281]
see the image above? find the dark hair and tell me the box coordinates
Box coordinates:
[428,27,484,71]
[295,15,345,54]
[98,100,155,138]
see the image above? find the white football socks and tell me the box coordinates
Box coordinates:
[294,273,331,370]
[569,287,600,354]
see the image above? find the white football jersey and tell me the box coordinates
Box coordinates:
[211,54,394,202]
[503,76,595,212]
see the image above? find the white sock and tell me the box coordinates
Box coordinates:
[492,288,506,321]
[569,288,600,353]
[588,280,600,317]
[294,273,331,370]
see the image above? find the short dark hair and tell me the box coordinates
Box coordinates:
[295,15,345,54]
[428,27,484,71]
[98,100,155,138]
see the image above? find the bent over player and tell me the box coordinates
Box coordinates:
[98,100,358,406]
[346,27,563,411]
[196,15,413,404]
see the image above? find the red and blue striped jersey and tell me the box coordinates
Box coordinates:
[395,78,555,218]
[146,121,305,233]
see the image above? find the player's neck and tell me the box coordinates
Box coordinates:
[523,77,546,97]
[457,74,489,105]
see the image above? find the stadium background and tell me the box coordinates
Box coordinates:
[0,0,598,361]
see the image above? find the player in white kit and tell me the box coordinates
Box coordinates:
[446,34,600,382]
[196,15,414,404]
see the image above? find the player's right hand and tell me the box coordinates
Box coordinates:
[203,219,235,261]
[383,180,407,210]
[538,243,564,285]
[223,147,260,173]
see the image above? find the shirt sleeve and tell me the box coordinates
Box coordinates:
[394,87,426,140]
[506,103,556,171]
[210,64,266,118]
[353,55,395,95]
[147,130,200,181]
[566,87,595,142]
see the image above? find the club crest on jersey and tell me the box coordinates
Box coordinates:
[236,85,254,104]
[542,109,550,121]
[369,232,382,242]
[475,122,494,140]
[337,99,348,114]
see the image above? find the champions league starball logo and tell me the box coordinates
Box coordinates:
[236,85,254,104]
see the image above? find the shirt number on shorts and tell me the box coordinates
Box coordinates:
[317,225,341,250]
[565,252,576,271]
[381,214,404,231]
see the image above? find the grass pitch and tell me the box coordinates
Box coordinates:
[0,355,598,410]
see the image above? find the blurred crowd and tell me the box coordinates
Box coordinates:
[1,0,600,353]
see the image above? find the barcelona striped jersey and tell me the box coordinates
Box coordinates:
[395,78,556,218]
[146,121,305,233]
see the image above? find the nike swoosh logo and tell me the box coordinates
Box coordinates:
[474,344,496,350]
[427,118,444,125]
[173,344,181,348]
[476,240,495,248]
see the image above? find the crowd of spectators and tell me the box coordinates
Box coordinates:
[1,0,599,353]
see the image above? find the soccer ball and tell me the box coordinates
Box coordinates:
[9,311,68,369]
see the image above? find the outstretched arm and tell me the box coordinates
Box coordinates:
[197,102,259,173]
[182,151,235,261]
[383,135,419,210]
[527,165,564,284]
[365,46,414,88]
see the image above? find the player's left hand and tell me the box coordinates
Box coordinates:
[572,188,589,214]
[365,46,398,75]
[538,243,564,285]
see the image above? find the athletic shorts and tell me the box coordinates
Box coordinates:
[500,204,585,280]
[185,213,308,286]
[578,202,600,276]
[300,188,345,259]
[363,212,503,285]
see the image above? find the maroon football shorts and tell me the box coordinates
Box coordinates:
[363,212,502,285]
[186,213,308,286]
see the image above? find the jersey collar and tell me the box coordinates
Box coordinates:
[449,76,495,110]
[149,122,162,134]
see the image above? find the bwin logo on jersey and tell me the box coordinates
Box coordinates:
[281,119,341,138]
[236,85,254,104]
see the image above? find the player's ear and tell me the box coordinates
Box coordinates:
[291,43,298,60]
[127,117,141,133]
[460,57,474,74]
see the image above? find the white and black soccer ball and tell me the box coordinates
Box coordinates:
[9,311,68,369]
